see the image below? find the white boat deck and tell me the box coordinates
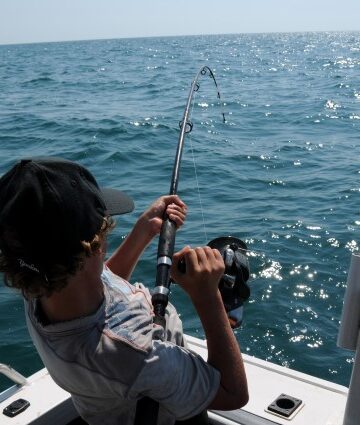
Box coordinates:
[188,335,348,425]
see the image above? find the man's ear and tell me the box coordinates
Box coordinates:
[97,239,107,258]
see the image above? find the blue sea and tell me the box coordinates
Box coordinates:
[1,32,360,392]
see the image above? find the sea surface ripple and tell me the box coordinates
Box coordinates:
[0,32,360,391]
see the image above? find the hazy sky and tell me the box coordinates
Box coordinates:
[1,0,359,45]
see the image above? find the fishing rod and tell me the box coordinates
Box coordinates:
[151,66,251,331]
[151,66,225,328]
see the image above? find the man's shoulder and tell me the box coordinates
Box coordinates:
[101,265,156,353]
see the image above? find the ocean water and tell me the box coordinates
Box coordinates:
[0,32,360,393]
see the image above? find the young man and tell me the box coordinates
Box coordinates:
[0,157,248,425]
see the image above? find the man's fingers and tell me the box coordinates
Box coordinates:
[182,248,198,274]
[167,203,187,214]
[167,202,187,228]
[173,246,223,273]
[173,245,191,260]
[162,195,187,209]
[202,246,215,260]
[167,202,186,210]
[194,247,209,267]
[213,248,223,262]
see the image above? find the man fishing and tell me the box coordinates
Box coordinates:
[0,157,248,424]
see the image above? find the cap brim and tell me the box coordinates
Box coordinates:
[101,188,134,215]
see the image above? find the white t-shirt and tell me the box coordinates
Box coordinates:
[25,265,220,425]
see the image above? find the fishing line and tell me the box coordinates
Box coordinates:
[189,135,208,244]
[187,84,209,244]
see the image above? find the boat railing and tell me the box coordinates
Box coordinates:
[0,363,28,386]
[0,363,29,403]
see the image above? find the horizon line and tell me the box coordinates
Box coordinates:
[1,29,359,47]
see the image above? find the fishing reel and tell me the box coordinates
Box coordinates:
[207,236,250,329]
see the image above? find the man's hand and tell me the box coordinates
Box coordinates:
[171,246,225,301]
[106,195,187,280]
[138,195,187,239]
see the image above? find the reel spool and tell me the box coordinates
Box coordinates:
[207,236,250,329]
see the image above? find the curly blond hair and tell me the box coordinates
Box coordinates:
[0,217,115,298]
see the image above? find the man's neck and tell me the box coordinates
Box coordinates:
[39,257,104,323]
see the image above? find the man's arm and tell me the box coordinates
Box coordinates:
[171,246,249,410]
[106,195,187,280]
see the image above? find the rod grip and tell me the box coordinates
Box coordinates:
[152,219,177,323]
[157,218,177,259]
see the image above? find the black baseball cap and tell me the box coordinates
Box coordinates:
[0,157,134,262]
